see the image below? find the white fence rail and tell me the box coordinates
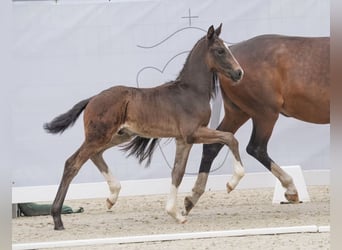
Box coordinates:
[12,169,329,203]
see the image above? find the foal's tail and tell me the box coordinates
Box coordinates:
[121,136,161,167]
[43,98,92,134]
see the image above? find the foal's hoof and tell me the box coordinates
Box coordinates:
[284,192,300,203]
[53,218,65,230]
[226,183,233,193]
[106,198,114,209]
[183,196,194,215]
[178,216,188,224]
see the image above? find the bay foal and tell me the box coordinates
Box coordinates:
[44,24,244,230]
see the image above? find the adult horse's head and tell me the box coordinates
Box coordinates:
[206,24,243,82]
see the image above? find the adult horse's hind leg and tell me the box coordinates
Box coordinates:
[51,142,97,230]
[166,139,192,223]
[247,117,299,203]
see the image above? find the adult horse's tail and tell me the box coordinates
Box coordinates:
[44,98,91,134]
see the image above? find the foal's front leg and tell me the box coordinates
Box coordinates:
[166,139,192,223]
[183,127,245,215]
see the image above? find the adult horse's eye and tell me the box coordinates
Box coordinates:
[217,48,225,55]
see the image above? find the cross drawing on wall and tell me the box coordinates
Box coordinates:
[181,8,199,26]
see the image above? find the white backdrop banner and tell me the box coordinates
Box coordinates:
[11,0,330,187]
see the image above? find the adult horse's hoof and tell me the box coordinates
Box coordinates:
[54,224,65,230]
[284,192,300,203]
[106,198,114,209]
[183,196,194,215]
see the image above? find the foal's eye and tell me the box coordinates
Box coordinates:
[217,48,225,55]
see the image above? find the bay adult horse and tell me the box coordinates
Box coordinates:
[184,35,330,215]
[44,24,244,230]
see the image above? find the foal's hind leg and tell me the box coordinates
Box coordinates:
[166,139,192,223]
[91,134,131,210]
[51,142,96,230]
[91,152,121,210]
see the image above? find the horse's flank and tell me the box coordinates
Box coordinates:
[225,35,329,123]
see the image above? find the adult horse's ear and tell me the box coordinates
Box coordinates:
[215,23,222,36]
[207,25,215,40]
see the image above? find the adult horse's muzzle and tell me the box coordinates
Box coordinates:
[229,68,244,82]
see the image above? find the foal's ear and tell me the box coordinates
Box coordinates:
[207,25,215,40]
[215,23,222,36]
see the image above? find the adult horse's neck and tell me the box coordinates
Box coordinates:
[177,39,214,100]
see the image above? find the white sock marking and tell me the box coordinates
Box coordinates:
[102,170,121,205]
[228,158,245,191]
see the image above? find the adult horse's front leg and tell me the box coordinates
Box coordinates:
[247,117,299,203]
[166,139,192,223]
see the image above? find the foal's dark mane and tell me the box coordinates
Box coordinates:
[122,35,218,166]
[176,36,218,99]
[176,36,205,79]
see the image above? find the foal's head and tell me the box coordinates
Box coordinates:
[205,24,243,82]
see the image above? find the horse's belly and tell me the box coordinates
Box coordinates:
[122,120,180,138]
[281,98,330,124]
